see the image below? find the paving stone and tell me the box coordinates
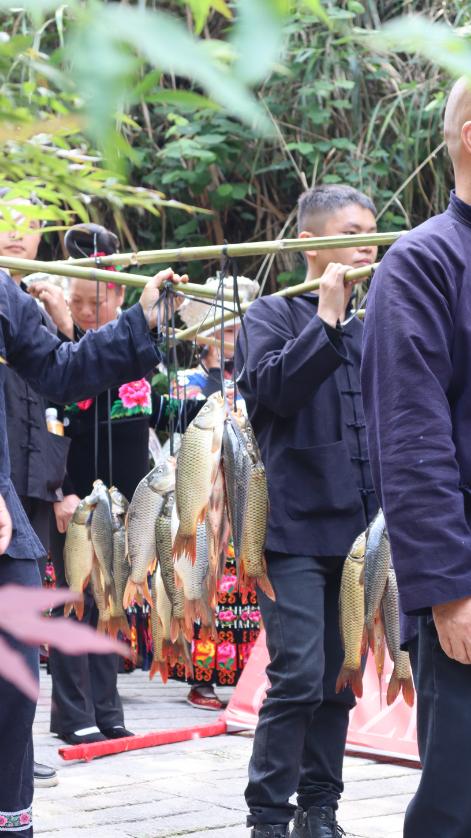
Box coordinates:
[33,667,420,838]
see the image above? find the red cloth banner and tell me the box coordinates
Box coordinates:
[223,630,419,765]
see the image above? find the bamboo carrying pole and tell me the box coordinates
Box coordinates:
[62,232,404,268]
[0,255,232,300]
[174,262,377,343]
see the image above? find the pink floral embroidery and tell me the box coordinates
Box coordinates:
[240,609,251,622]
[0,816,7,826]
[218,574,238,593]
[119,379,151,409]
[217,641,236,663]
[19,813,31,825]
[249,610,261,622]
[218,609,236,622]
[77,398,93,411]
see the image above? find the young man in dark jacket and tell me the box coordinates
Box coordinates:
[0,264,185,838]
[236,185,379,838]
[362,78,471,838]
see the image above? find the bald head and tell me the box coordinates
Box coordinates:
[444,76,471,171]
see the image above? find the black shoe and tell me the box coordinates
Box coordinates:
[58,731,107,745]
[249,826,290,838]
[34,761,58,788]
[291,806,346,838]
[100,726,135,739]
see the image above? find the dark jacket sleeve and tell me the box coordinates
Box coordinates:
[361,241,471,614]
[1,274,160,404]
[236,296,348,418]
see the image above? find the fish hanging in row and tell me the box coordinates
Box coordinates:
[337,510,414,708]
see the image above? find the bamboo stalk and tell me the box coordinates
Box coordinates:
[61,232,404,268]
[175,263,376,342]
[0,255,232,300]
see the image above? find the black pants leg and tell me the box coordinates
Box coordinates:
[19,498,50,582]
[48,524,124,736]
[245,554,354,826]
[0,557,41,838]
[404,616,471,838]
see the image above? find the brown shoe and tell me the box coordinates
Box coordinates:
[186,687,224,711]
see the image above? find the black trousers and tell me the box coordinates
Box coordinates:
[0,557,40,838]
[19,497,50,581]
[245,553,355,826]
[405,616,471,838]
[48,525,124,735]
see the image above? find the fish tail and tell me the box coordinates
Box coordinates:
[256,574,276,602]
[170,616,182,644]
[401,676,415,708]
[97,618,110,634]
[123,577,152,609]
[335,666,363,698]
[108,616,131,640]
[184,597,206,626]
[149,659,168,684]
[206,571,219,609]
[172,529,197,564]
[199,622,217,642]
[360,625,368,656]
[65,597,84,620]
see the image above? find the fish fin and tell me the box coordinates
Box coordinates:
[97,618,110,634]
[174,569,183,589]
[358,565,364,585]
[123,578,139,609]
[335,667,363,698]
[197,505,208,526]
[184,597,206,627]
[386,671,400,706]
[65,598,84,620]
[206,570,219,609]
[360,625,368,656]
[172,529,197,565]
[148,556,157,575]
[199,622,217,642]
[256,574,276,602]
[170,616,183,644]
[123,577,152,609]
[401,676,415,708]
[149,659,169,684]
[108,616,131,641]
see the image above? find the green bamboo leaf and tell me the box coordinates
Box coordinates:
[146,89,220,111]
[375,15,471,80]
[0,0,77,26]
[185,0,233,35]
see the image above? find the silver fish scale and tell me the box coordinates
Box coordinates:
[174,522,209,601]
[112,522,129,608]
[222,416,251,560]
[364,509,391,626]
[155,492,180,609]
[90,491,114,586]
[127,474,165,582]
[381,567,401,662]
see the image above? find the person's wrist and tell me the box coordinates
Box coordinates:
[318,308,339,328]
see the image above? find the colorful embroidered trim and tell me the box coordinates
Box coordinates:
[0,806,32,831]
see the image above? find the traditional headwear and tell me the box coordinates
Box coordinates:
[179,273,259,335]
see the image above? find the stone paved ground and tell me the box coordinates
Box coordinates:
[33,666,420,838]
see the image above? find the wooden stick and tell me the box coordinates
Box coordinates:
[60,232,404,268]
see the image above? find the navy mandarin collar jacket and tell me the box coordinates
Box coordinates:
[362,191,471,642]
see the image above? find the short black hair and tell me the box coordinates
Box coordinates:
[297,184,376,234]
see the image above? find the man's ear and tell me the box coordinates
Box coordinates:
[299,229,318,260]
[461,121,471,156]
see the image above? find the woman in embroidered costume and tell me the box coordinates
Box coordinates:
[168,276,262,711]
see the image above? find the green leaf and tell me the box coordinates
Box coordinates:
[231,0,283,85]
[185,0,233,35]
[146,89,219,111]
[376,15,471,80]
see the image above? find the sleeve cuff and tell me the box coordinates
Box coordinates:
[320,318,344,348]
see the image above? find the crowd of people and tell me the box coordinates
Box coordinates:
[1,75,471,838]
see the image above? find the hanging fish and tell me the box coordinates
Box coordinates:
[205,463,228,608]
[155,490,186,642]
[123,457,176,608]
[90,562,111,634]
[107,488,131,639]
[63,497,95,620]
[86,480,114,602]
[381,567,415,708]
[364,509,391,676]
[173,393,225,564]
[239,428,274,601]
[173,516,215,638]
[149,565,193,684]
[336,531,367,698]
[222,411,251,562]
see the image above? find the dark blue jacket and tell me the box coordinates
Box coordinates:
[236,293,377,556]
[0,271,159,561]
[361,191,471,642]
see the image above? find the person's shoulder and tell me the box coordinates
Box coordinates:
[382,211,456,266]
[244,294,291,319]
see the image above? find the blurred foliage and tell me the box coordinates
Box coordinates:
[0,0,465,287]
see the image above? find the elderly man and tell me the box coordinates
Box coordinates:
[362,77,471,838]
